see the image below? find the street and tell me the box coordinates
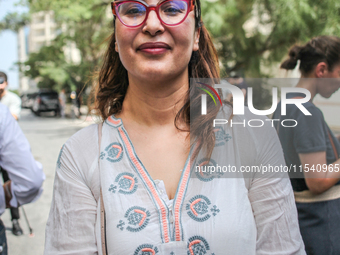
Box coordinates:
[2,109,94,255]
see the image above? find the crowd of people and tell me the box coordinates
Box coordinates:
[1,0,340,254]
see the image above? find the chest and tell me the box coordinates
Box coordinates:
[99,117,257,254]
[126,128,190,200]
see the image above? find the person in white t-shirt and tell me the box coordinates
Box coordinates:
[0,72,21,120]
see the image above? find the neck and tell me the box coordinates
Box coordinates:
[118,74,189,127]
[0,89,6,99]
[296,75,318,101]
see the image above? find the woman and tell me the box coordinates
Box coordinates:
[44,0,305,254]
[274,36,340,255]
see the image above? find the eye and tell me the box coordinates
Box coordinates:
[119,3,146,16]
[161,1,187,16]
[126,7,144,15]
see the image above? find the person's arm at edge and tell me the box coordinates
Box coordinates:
[299,152,340,194]
[9,92,22,120]
[0,106,44,214]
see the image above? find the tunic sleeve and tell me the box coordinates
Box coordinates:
[247,116,306,255]
[44,125,100,255]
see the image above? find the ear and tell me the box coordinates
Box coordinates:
[314,62,328,78]
[193,28,201,52]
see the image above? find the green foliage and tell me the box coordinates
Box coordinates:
[9,89,20,96]
[202,0,340,77]
[4,0,340,108]
[0,12,29,32]
[20,37,91,91]
[201,0,340,108]
[16,0,112,94]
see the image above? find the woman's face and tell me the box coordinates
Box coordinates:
[114,0,199,83]
[317,63,340,98]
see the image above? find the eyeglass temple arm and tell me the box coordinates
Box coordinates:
[191,0,195,11]
[111,2,116,15]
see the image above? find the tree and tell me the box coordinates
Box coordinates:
[26,0,112,93]
[9,0,340,108]
[19,37,84,91]
[0,12,29,31]
[200,0,340,108]
[201,0,340,77]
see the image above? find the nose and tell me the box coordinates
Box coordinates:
[142,9,165,36]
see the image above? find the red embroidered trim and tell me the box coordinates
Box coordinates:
[119,127,170,243]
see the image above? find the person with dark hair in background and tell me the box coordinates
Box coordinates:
[58,89,66,119]
[45,0,305,254]
[273,36,340,255]
[0,103,45,254]
[0,71,24,236]
[76,88,82,118]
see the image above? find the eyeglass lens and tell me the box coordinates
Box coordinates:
[116,0,188,26]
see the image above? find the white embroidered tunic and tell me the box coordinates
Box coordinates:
[44,107,306,255]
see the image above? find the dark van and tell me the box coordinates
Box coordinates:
[31,90,60,116]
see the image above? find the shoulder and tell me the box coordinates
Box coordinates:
[57,123,100,188]
[286,101,323,118]
[217,105,275,135]
[63,123,99,154]
[6,91,21,101]
[217,105,280,155]
[59,123,99,169]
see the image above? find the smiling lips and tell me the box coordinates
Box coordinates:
[137,42,171,54]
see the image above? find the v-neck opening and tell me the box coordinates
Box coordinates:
[111,114,192,202]
[111,114,194,242]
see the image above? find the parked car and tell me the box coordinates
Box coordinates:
[21,92,36,109]
[30,90,60,116]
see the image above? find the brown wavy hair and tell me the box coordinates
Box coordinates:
[281,36,340,75]
[91,0,221,156]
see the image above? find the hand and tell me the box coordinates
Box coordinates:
[3,181,12,208]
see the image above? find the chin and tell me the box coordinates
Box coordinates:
[138,67,182,82]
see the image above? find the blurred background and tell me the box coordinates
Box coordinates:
[0,0,340,254]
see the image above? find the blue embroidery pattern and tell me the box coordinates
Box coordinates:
[101,142,124,162]
[117,220,125,230]
[214,126,232,147]
[210,205,220,216]
[186,195,220,222]
[56,145,65,168]
[100,152,105,160]
[134,244,159,255]
[108,172,138,195]
[118,206,151,232]
[194,158,223,182]
[187,236,212,255]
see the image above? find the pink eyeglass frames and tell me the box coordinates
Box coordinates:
[111,0,195,27]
